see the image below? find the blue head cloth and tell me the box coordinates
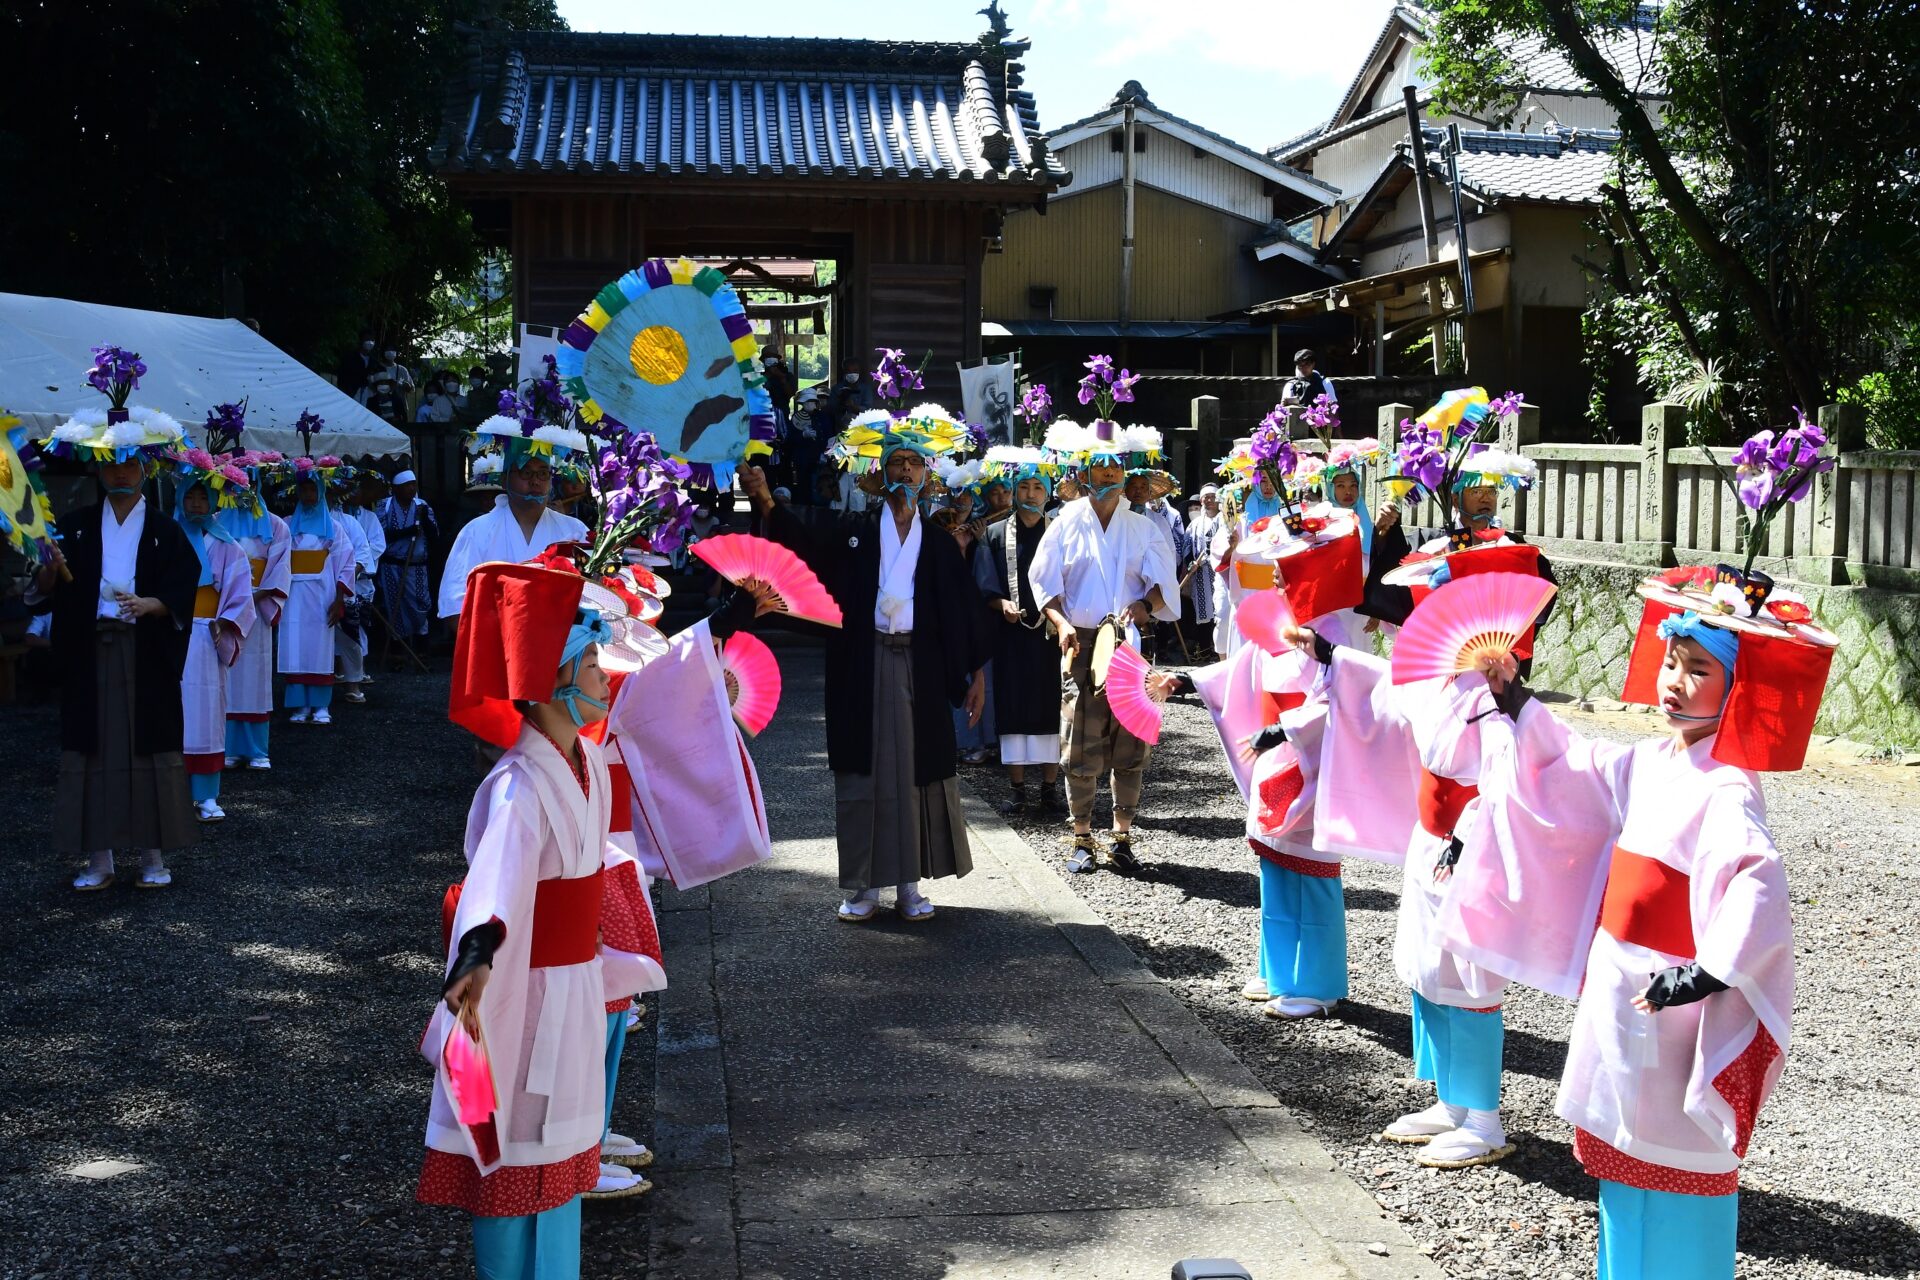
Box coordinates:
[1240,481,1283,524]
[174,479,235,586]
[1321,472,1373,556]
[286,473,335,540]
[880,434,938,498]
[1010,465,1053,512]
[1656,611,1741,683]
[554,607,615,727]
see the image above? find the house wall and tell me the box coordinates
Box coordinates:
[1510,91,1662,132]
[1055,124,1275,222]
[984,183,1281,322]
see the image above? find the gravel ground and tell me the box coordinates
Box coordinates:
[966,680,1920,1280]
[0,664,656,1278]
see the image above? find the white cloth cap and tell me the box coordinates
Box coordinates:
[393,469,418,485]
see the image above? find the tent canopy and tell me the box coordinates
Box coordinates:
[0,292,413,460]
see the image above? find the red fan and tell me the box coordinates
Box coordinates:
[1235,589,1298,656]
[1102,641,1166,745]
[720,631,782,736]
[692,534,843,628]
[1390,571,1558,686]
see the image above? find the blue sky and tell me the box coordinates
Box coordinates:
[552,0,1400,152]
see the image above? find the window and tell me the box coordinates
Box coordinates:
[1027,286,1056,318]
[1108,129,1148,153]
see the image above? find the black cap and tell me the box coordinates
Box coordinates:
[1293,348,1318,364]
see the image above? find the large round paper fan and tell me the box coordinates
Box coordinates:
[1391,571,1557,685]
[1102,642,1165,745]
[692,534,843,628]
[721,631,782,736]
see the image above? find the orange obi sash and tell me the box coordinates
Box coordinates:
[1258,689,1305,725]
[289,549,330,575]
[1416,768,1478,838]
[1598,848,1694,959]
[248,556,267,586]
[193,585,221,619]
[527,869,604,969]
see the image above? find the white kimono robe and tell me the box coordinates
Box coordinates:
[226,514,290,717]
[1027,496,1180,640]
[181,539,258,763]
[1440,705,1794,1185]
[423,725,614,1176]
[277,514,354,679]
[437,499,589,620]
[605,620,772,889]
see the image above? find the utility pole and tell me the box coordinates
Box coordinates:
[1402,86,1445,374]
[1120,97,1137,347]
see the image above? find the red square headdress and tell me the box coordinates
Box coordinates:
[449,562,589,748]
[1620,565,1838,772]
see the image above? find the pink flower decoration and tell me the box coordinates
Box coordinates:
[317,455,342,468]
[220,465,249,486]
[185,447,216,469]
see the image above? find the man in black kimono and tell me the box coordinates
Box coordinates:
[35,457,201,890]
[740,438,987,923]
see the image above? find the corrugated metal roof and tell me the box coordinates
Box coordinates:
[433,31,1066,189]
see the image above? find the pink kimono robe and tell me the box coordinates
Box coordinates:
[181,538,257,772]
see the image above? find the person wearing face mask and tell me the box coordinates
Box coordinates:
[1028,418,1181,874]
[418,560,630,1276]
[437,415,592,624]
[337,332,377,403]
[32,386,201,891]
[379,344,416,393]
[273,458,358,726]
[975,447,1065,816]
[1183,485,1222,659]
[740,406,989,922]
[168,454,259,821]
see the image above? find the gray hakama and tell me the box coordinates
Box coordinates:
[52,622,199,855]
[833,635,971,891]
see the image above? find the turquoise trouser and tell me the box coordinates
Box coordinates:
[470,1197,581,1280]
[1256,859,1348,1002]
[284,683,333,709]
[225,720,269,761]
[1410,991,1504,1111]
[1597,1179,1737,1280]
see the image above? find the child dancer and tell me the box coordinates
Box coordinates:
[170,454,257,822]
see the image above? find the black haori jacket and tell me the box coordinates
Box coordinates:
[48,499,200,755]
[761,501,988,785]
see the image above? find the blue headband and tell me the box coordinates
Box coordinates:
[553,607,615,727]
[1656,611,1741,681]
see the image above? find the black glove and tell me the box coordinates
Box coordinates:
[1249,723,1289,753]
[1308,629,1336,667]
[1435,835,1464,875]
[1167,671,1196,698]
[443,919,505,995]
[1643,963,1729,1009]
[706,587,757,641]
[1492,676,1533,721]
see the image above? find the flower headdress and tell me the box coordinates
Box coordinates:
[201,401,248,454]
[169,447,260,515]
[1383,388,1526,525]
[1,412,60,566]
[1039,417,1163,470]
[474,355,592,480]
[581,427,695,576]
[40,345,184,470]
[1722,410,1836,575]
[830,403,974,477]
[981,444,1059,490]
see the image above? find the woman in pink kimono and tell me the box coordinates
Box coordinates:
[170,454,257,823]
[217,451,290,769]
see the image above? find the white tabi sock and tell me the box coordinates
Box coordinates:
[138,848,166,872]
[85,850,115,878]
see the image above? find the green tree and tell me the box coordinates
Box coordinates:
[0,0,562,381]
[1421,0,1920,444]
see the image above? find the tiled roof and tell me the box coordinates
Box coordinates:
[433,31,1066,189]
[1452,127,1622,204]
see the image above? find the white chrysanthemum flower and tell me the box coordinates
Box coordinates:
[849,408,894,432]
[473,414,522,439]
[530,424,588,454]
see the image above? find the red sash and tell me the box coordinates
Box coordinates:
[440,868,605,969]
[1416,769,1478,838]
[1598,848,1694,958]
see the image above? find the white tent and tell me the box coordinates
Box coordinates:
[0,292,413,459]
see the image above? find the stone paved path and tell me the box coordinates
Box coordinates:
[646,639,1441,1280]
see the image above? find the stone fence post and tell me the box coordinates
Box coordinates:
[1498,402,1541,530]
[1804,402,1866,586]
[1378,402,1410,526]
[1639,402,1683,562]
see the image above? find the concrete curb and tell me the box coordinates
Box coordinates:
[956,788,1442,1280]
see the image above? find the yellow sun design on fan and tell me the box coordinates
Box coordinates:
[629,325,690,385]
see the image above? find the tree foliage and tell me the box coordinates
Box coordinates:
[1422,0,1920,446]
[0,0,562,377]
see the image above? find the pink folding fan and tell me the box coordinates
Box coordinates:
[721,631,782,736]
[1390,571,1558,686]
[692,534,843,628]
[1102,641,1166,745]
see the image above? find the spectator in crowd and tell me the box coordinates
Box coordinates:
[421,372,459,424]
[827,358,869,430]
[377,469,437,667]
[366,377,409,431]
[337,332,376,403]
[1282,348,1336,408]
[377,345,416,392]
[762,352,798,418]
